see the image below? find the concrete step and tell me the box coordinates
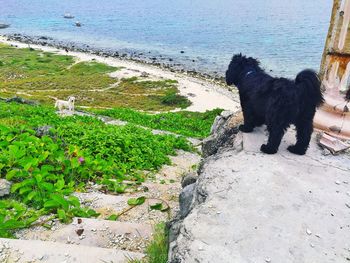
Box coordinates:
[75,191,177,224]
[17,218,152,252]
[0,237,144,263]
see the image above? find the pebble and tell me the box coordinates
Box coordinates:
[310,243,315,248]
[306,229,312,235]
[335,181,341,185]
[265,257,271,262]
[328,228,336,234]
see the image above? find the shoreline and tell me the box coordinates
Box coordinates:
[0,35,240,113]
[2,33,226,84]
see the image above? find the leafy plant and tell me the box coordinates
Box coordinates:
[127,196,146,206]
[0,101,193,237]
[89,107,223,138]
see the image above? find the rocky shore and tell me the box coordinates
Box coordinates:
[3,33,226,84]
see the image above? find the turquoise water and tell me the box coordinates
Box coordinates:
[0,0,332,77]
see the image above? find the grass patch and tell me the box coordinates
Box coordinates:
[161,90,191,109]
[0,101,192,237]
[0,44,191,111]
[129,222,168,263]
[89,107,223,138]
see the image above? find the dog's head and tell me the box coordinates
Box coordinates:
[225,54,260,86]
[68,96,76,103]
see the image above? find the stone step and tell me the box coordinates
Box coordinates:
[75,191,177,224]
[17,217,152,253]
[0,237,144,263]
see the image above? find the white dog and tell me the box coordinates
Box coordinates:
[54,96,76,112]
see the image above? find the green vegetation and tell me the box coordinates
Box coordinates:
[161,90,191,109]
[0,43,220,254]
[90,107,223,138]
[0,44,191,111]
[129,222,169,263]
[145,223,169,263]
[0,101,192,237]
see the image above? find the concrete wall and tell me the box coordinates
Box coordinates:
[315,0,350,139]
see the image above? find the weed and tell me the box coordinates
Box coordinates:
[146,223,169,263]
[128,222,169,263]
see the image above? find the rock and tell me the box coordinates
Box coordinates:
[140,72,149,78]
[181,172,197,188]
[202,111,242,157]
[210,110,234,134]
[179,184,195,219]
[35,126,53,138]
[0,179,12,197]
[168,128,350,262]
[187,93,196,97]
[5,96,37,105]
[322,148,332,156]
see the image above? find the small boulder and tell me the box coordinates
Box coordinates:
[6,96,37,105]
[0,179,12,197]
[181,172,197,188]
[140,72,149,78]
[202,111,242,157]
[179,184,196,219]
[35,125,53,138]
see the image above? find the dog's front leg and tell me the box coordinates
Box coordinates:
[239,99,255,133]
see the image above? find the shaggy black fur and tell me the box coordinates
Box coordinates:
[226,54,324,155]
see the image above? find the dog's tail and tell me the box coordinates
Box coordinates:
[48,95,58,101]
[295,69,324,107]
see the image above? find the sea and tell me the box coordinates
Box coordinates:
[0,0,333,78]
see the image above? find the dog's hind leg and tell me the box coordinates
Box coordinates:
[260,125,286,154]
[287,118,313,155]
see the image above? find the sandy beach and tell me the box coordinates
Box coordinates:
[0,35,240,113]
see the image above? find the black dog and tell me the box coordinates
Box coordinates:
[226,54,324,155]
